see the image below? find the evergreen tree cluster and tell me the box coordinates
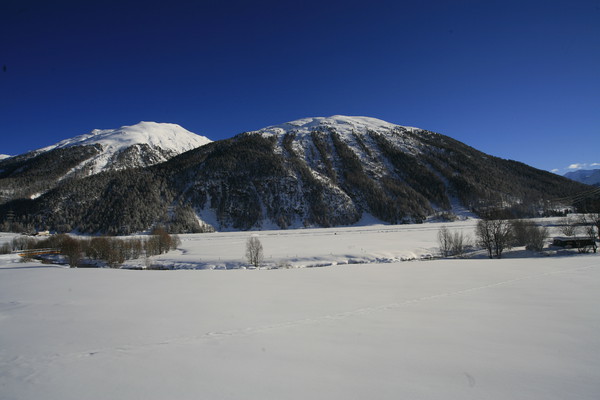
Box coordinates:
[0,145,101,204]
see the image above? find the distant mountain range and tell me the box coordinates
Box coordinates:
[564,169,600,186]
[0,116,591,234]
[0,122,211,204]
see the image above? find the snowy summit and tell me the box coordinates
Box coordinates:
[37,121,212,175]
[41,121,211,155]
[256,115,419,138]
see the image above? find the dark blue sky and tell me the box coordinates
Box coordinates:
[2,0,599,174]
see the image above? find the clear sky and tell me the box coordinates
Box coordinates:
[1,0,599,174]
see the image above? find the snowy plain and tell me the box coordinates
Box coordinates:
[1,220,599,400]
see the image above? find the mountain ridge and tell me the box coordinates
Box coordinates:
[1,115,589,234]
[564,169,600,186]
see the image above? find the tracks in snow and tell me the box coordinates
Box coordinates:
[193,261,598,341]
[15,261,598,367]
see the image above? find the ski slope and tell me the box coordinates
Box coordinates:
[1,222,599,400]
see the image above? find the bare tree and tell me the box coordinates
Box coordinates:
[246,236,264,268]
[89,237,111,261]
[476,219,512,259]
[582,225,597,253]
[492,220,512,258]
[560,216,579,237]
[151,226,173,254]
[439,226,469,257]
[60,235,83,267]
[591,213,600,241]
[107,239,126,268]
[437,226,452,257]
[511,219,531,246]
[526,224,549,252]
[476,219,494,259]
[130,238,143,259]
[578,215,598,253]
[145,235,160,257]
[450,230,469,257]
[0,242,11,254]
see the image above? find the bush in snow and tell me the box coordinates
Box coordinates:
[510,219,548,252]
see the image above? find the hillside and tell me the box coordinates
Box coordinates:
[0,116,590,234]
[0,122,211,204]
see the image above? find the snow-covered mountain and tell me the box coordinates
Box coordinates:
[3,115,588,234]
[37,121,212,174]
[0,122,211,204]
[0,154,10,160]
[564,169,600,186]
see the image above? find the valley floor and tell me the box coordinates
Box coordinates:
[1,222,599,399]
[128,220,476,270]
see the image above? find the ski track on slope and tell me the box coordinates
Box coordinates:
[3,261,597,379]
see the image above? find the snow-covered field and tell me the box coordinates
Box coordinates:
[1,221,599,399]
[131,221,472,270]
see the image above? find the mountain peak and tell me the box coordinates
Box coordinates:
[255,115,419,138]
[44,121,211,153]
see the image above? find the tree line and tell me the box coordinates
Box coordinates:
[438,213,600,259]
[1,227,180,267]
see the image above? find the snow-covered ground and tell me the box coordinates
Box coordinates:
[132,221,470,270]
[1,221,599,399]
